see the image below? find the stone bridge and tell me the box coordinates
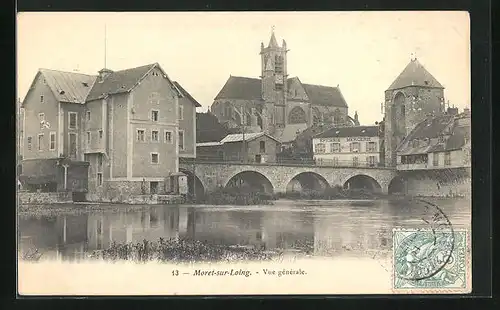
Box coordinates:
[179,161,398,196]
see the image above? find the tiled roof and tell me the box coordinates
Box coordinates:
[86,63,157,101]
[214,76,348,108]
[220,132,280,143]
[302,84,348,107]
[313,125,379,139]
[387,59,444,90]
[396,114,470,155]
[274,123,308,143]
[214,76,263,101]
[39,69,97,104]
[173,81,202,107]
[196,112,229,143]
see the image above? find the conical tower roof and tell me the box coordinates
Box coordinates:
[387,58,444,90]
[268,31,279,48]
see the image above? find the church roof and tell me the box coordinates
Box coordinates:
[214,76,263,101]
[302,83,348,107]
[387,58,444,91]
[214,76,348,108]
[173,81,202,107]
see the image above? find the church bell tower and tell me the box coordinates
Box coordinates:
[260,28,288,133]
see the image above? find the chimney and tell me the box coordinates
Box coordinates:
[354,111,359,123]
[446,107,459,116]
[98,68,113,81]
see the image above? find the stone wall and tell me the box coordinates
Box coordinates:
[18,191,73,204]
[86,180,168,203]
[406,176,471,198]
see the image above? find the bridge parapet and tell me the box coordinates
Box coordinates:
[180,161,397,195]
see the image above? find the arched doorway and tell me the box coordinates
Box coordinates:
[180,169,205,202]
[343,175,382,193]
[226,171,273,194]
[388,176,406,195]
[286,172,329,193]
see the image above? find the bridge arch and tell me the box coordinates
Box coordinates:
[286,171,330,193]
[343,174,382,193]
[225,170,274,194]
[180,169,206,200]
[388,175,407,195]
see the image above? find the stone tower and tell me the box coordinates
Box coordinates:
[384,56,446,167]
[260,29,288,134]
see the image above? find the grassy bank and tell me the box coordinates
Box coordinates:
[90,238,276,263]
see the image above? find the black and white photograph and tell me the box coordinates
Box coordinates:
[16,11,471,295]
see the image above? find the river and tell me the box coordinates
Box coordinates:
[17,198,471,263]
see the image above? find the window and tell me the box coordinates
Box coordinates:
[352,156,359,167]
[137,129,145,142]
[367,156,377,166]
[178,130,184,150]
[40,95,44,103]
[38,113,45,121]
[151,130,159,142]
[444,151,451,165]
[69,112,77,129]
[412,139,419,148]
[99,130,103,139]
[37,134,43,151]
[350,142,360,152]
[151,110,159,122]
[98,155,103,170]
[151,153,159,164]
[178,105,184,120]
[260,141,266,153]
[330,143,340,153]
[315,143,325,154]
[165,131,172,143]
[27,136,32,151]
[49,132,56,150]
[86,131,91,144]
[97,173,103,186]
[150,182,159,194]
[332,157,339,166]
[433,153,439,166]
[367,141,377,152]
[86,111,91,121]
[84,154,90,162]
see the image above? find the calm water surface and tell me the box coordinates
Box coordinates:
[18,198,470,262]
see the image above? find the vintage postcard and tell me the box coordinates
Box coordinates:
[16,11,471,295]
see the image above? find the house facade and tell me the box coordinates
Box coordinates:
[312,126,381,167]
[20,63,199,201]
[197,132,281,164]
[396,108,471,171]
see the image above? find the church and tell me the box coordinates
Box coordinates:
[209,30,359,145]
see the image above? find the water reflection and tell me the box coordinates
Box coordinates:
[17,199,471,262]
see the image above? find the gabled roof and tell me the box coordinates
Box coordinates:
[173,81,202,107]
[86,63,180,101]
[302,83,348,107]
[387,58,444,91]
[214,76,263,101]
[220,132,280,143]
[314,125,379,139]
[274,123,308,143]
[36,69,97,104]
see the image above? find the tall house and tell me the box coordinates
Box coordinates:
[384,57,445,167]
[20,63,199,200]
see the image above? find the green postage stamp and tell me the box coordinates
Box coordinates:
[392,228,471,293]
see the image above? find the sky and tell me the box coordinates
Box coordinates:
[17,11,470,125]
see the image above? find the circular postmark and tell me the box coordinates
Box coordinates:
[393,198,455,281]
